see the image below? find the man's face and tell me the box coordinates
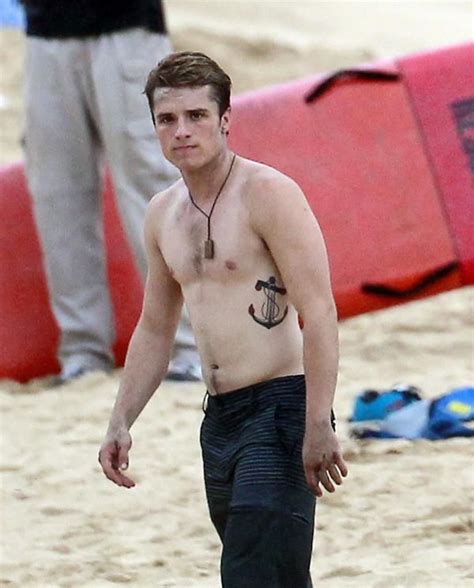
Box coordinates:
[153,85,229,171]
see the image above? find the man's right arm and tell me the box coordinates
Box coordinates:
[99,198,183,487]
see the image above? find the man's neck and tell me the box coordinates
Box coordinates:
[182,150,234,205]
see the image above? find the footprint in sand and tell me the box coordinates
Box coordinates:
[50,544,71,554]
[449,518,473,533]
[321,565,370,578]
[40,506,78,516]
[12,489,31,500]
[103,572,134,583]
[0,464,20,472]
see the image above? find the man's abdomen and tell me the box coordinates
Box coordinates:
[191,303,304,394]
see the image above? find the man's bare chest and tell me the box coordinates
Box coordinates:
[159,204,270,286]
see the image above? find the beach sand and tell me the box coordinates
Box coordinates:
[1,1,473,586]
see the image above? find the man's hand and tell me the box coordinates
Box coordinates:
[98,430,136,489]
[303,421,348,497]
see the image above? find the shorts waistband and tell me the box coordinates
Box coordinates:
[202,374,305,413]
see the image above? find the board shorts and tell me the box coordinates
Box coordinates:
[200,374,336,588]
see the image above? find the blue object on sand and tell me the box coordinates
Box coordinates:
[425,386,474,440]
[431,386,474,421]
[349,385,474,440]
[0,0,25,28]
[350,384,422,422]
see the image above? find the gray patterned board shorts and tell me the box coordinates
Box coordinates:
[200,374,336,588]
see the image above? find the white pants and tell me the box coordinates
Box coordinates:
[24,28,197,372]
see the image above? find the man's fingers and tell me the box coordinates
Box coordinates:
[122,477,135,488]
[101,459,136,488]
[99,443,135,488]
[102,442,120,471]
[114,472,136,488]
[98,446,115,474]
[118,445,130,471]
[99,448,120,483]
[328,462,343,486]
[334,453,349,478]
[104,468,135,488]
[317,465,335,493]
[103,466,124,486]
[304,457,348,496]
[304,463,322,497]
[303,441,349,497]
[100,454,124,486]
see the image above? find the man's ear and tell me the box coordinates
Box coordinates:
[221,107,231,135]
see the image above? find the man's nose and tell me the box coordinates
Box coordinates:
[175,118,191,138]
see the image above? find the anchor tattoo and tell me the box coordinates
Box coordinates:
[248,276,288,329]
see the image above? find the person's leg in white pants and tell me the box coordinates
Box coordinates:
[24,37,115,378]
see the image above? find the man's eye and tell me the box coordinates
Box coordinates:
[191,112,204,120]
[158,116,173,124]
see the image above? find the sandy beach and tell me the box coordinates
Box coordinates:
[1,1,473,586]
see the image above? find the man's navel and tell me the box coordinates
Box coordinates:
[208,364,219,394]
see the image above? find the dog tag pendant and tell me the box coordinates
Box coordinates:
[204,239,215,259]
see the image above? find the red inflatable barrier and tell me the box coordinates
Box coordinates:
[229,42,473,320]
[399,44,474,285]
[1,43,472,381]
[0,164,142,381]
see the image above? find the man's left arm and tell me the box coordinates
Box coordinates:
[249,172,348,496]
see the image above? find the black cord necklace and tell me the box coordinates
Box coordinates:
[187,153,237,259]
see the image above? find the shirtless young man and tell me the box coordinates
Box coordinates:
[99,52,348,587]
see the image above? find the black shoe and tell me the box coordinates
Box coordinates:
[49,364,112,387]
[166,365,202,382]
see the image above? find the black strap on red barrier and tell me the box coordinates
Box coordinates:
[305,69,400,103]
[361,261,459,298]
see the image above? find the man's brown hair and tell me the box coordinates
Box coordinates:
[144,51,232,125]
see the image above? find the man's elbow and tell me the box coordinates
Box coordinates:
[300,296,338,328]
[138,309,177,339]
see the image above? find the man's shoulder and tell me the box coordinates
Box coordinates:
[238,158,312,236]
[240,157,289,181]
[239,157,302,205]
[148,179,184,218]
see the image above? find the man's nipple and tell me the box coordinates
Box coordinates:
[225,260,237,271]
